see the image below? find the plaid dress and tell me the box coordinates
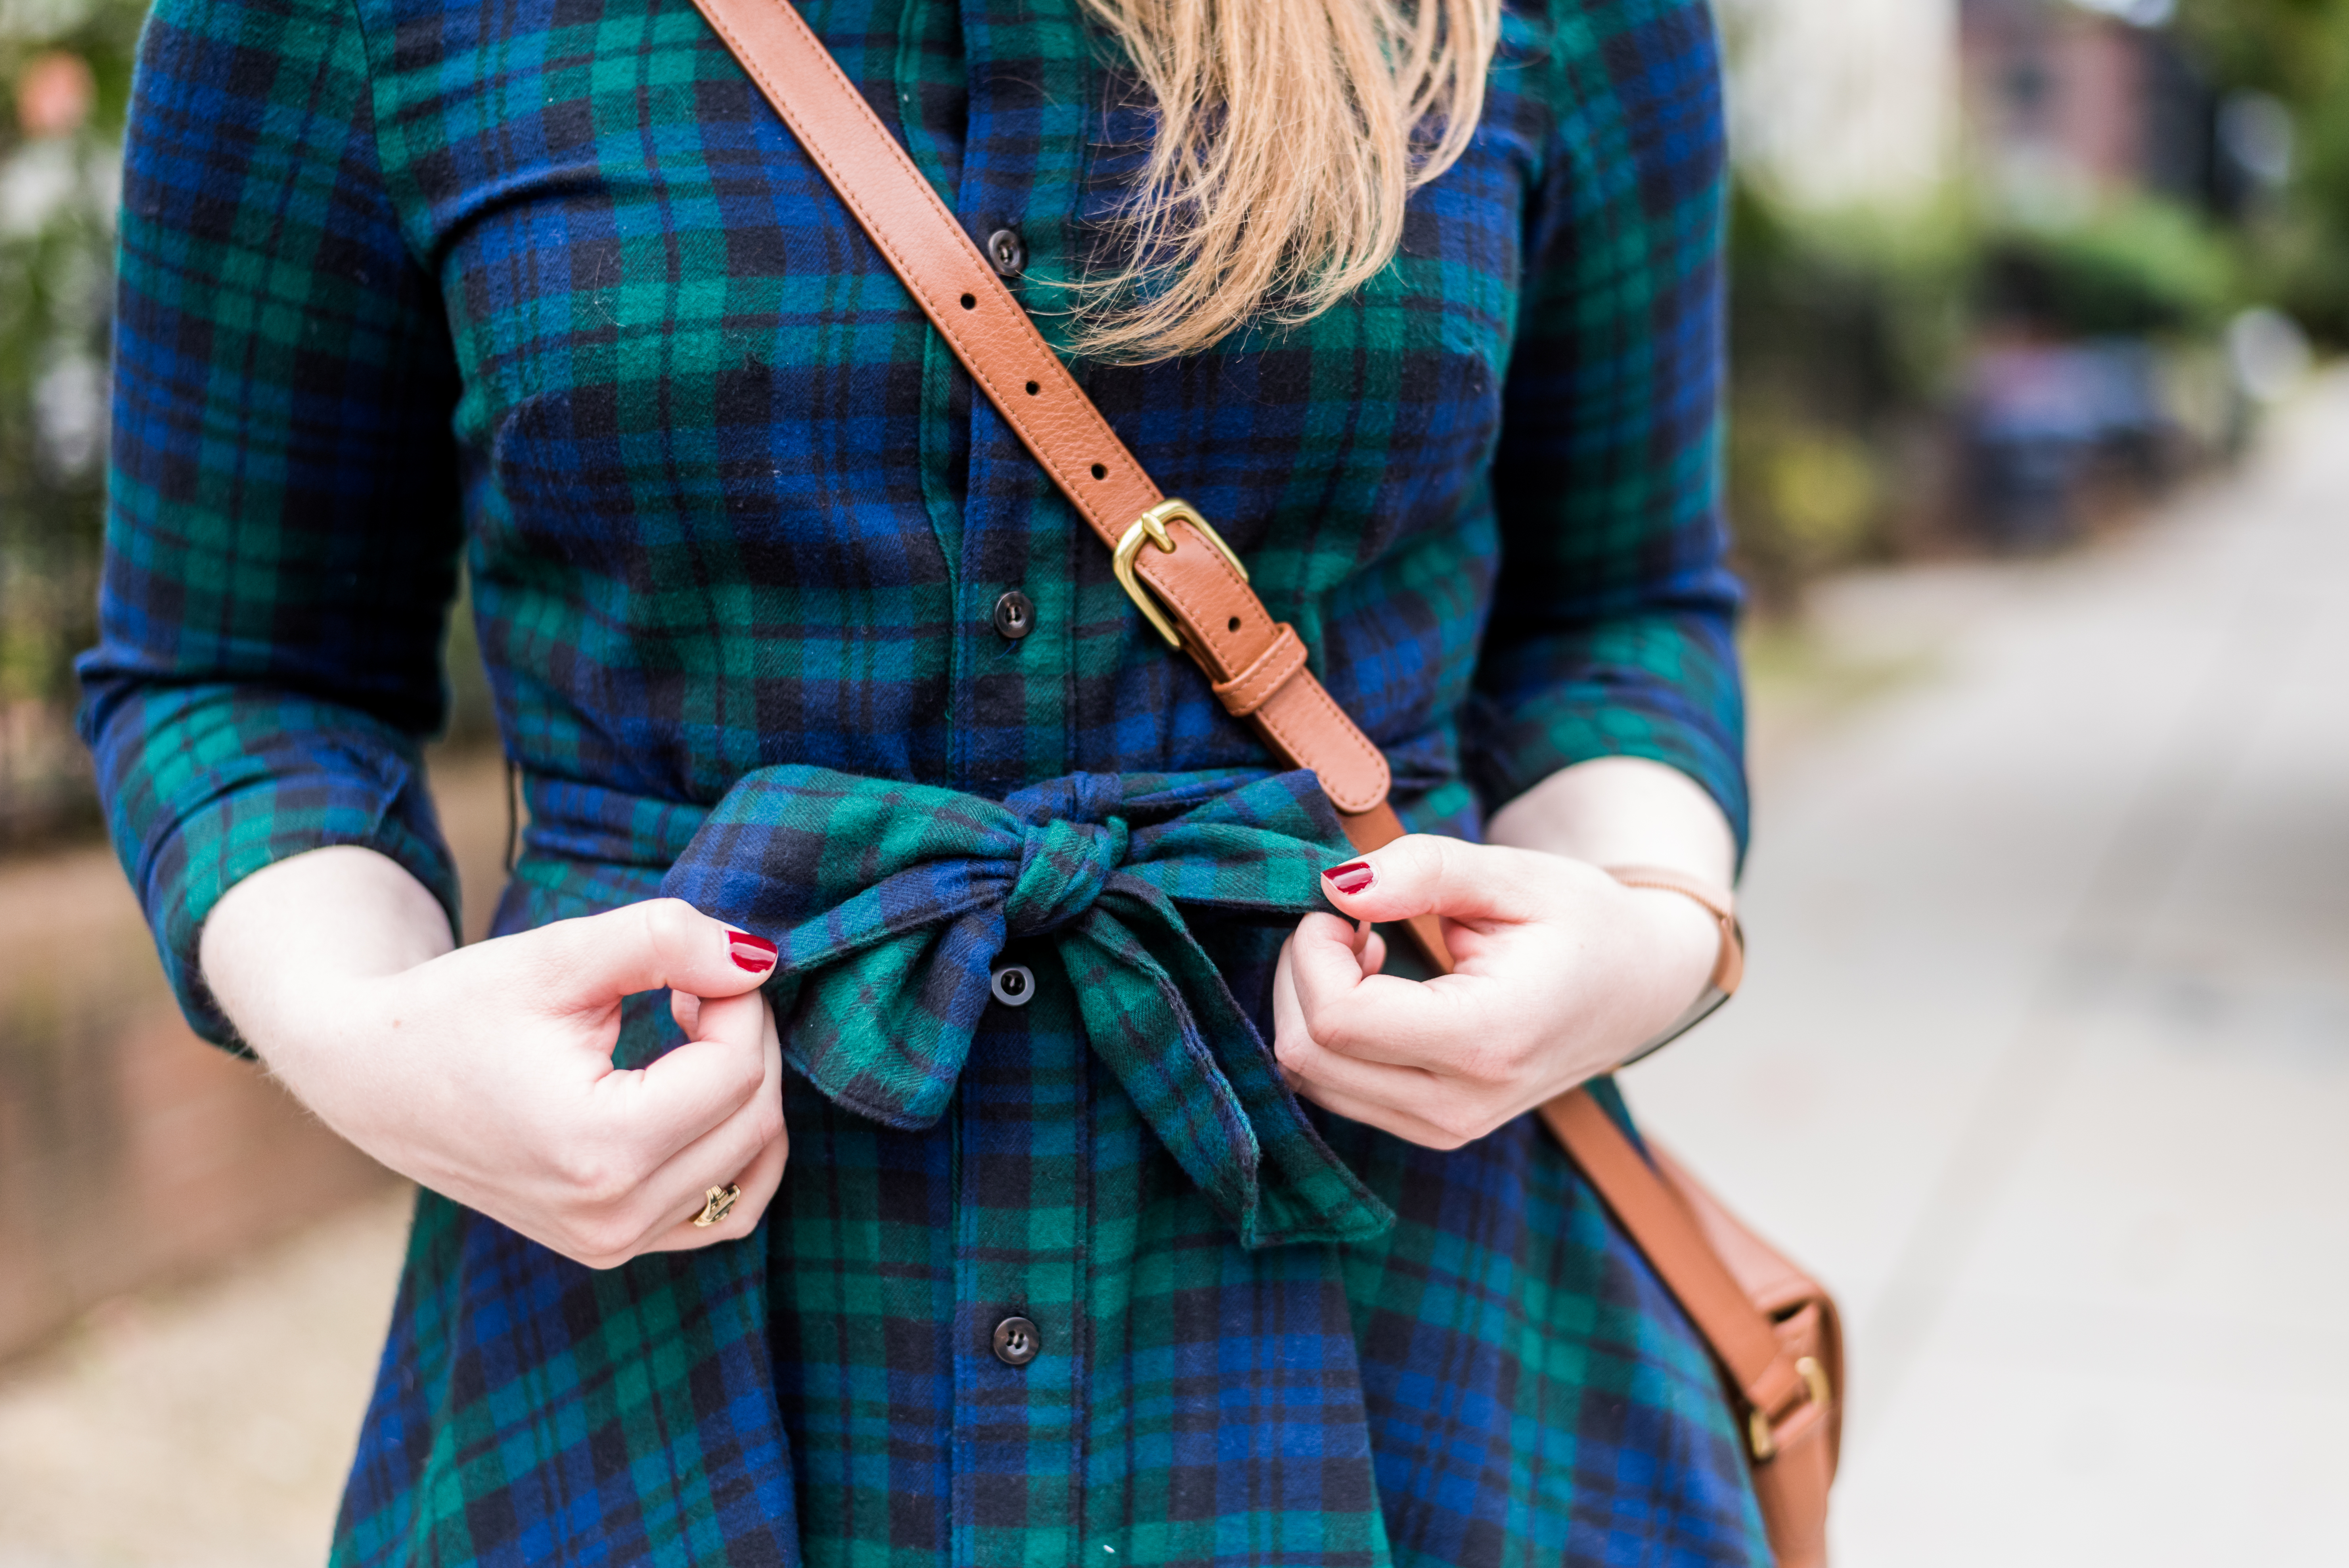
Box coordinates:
[78,0,1763,1560]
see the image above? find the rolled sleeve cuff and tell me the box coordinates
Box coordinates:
[1465,613,1750,854]
[78,681,461,1049]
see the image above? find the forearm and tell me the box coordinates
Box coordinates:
[199,845,455,1080]
[1482,756,1736,886]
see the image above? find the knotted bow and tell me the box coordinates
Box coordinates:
[653,766,1393,1248]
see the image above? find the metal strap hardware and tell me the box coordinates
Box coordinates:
[1113,499,1248,649]
[1748,1408,1777,1463]
[1798,1354,1831,1410]
[1745,1354,1833,1462]
[679,0,1391,817]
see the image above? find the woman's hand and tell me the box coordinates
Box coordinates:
[201,846,787,1269]
[1271,833,1723,1150]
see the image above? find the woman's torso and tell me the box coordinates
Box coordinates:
[96,0,1762,1558]
[390,0,1539,818]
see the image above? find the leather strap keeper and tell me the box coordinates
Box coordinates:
[1210,622,1311,718]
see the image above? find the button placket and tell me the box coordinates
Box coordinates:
[946,11,1088,1568]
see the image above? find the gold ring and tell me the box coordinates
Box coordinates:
[691,1183,741,1229]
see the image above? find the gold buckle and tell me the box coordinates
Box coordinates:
[1747,1408,1777,1463]
[1747,1356,1832,1463]
[1112,498,1248,649]
[1797,1354,1831,1410]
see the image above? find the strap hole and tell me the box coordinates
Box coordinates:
[1089,463,1107,480]
[959,293,976,310]
[1227,616,1241,633]
[1025,380,1039,395]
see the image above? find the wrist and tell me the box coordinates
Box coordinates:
[1599,863,1742,1068]
[200,845,452,1069]
[1617,882,1723,1020]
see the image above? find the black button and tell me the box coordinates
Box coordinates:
[989,963,1035,1007]
[991,590,1035,640]
[992,1315,1040,1366]
[986,228,1026,278]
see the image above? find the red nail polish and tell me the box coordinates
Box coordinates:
[729,931,777,973]
[1323,862,1374,895]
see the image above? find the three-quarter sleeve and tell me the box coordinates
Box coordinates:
[76,0,465,1047]
[1464,0,1747,849]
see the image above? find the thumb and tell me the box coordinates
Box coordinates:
[1319,835,1546,927]
[514,897,777,1012]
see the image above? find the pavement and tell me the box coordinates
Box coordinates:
[1630,373,2349,1565]
[0,1192,412,1568]
[2,377,2344,1564]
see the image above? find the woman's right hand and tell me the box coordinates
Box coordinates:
[199,845,788,1269]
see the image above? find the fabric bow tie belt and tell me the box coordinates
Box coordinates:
[526,766,1396,1249]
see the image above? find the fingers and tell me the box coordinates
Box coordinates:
[292,892,789,1273]
[575,992,788,1266]
[1319,835,1557,929]
[588,987,771,1172]
[1274,931,1502,1151]
[512,898,778,1017]
[1285,911,1484,1069]
[1286,1070,1476,1151]
[1272,933,1309,1089]
[628,992,786,1247]
[635,1123,790,1258]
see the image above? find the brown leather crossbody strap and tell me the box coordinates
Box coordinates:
[686,0,1394,830]
[1537,1090,1807,1424]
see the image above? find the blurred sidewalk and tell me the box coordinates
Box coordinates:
[1632,373,2349,1564]
[0,748,508,1568]
[3,379,2345,1564]
[0,1190,412,1568]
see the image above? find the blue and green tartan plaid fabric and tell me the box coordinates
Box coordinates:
[78,0,1767,1558]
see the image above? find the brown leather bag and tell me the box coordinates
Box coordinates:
[683,2,1842,1557]
[1539,1095,1843,1566]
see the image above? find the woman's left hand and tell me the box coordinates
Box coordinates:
[1272,835,1723,1149]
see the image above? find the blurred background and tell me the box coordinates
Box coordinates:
[1,0,2344,1562]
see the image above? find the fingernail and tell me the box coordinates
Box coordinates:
[1323,861,1374,895]
[729,931,777,973]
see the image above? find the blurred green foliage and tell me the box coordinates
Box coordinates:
[1,0,140,700]
[2175,0,2349,341]
[1725,184,1974,603]
[0,0,145,837]
[1727,1,2349,597]
[0,0,496,840]
[1979,198,2241,337]
[1726,178,2251,601]
[2,0,2342,833]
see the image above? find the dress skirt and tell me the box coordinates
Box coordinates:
[332,860,1769,1568]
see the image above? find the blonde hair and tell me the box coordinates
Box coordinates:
[1072,0,1503,361]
